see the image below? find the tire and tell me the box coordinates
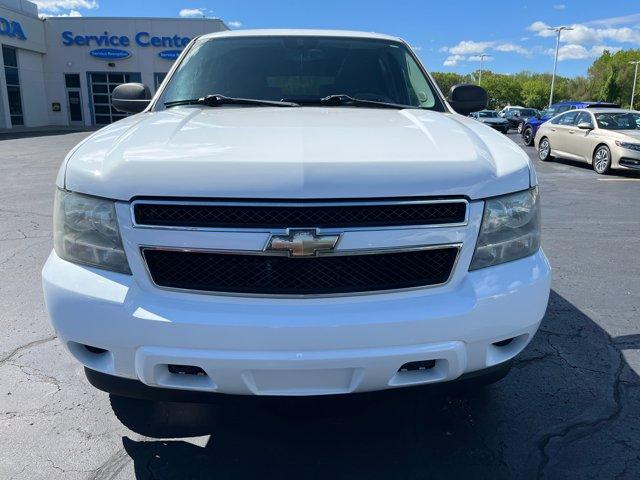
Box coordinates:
[538,137,553,161]
[593,145,612,174]
[523,126,534,146]
[517,122,523,134]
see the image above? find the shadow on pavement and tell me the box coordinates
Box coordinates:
[110,291,640,479]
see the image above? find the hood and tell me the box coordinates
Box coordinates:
[614,130,640,141]
[61,107,532,201]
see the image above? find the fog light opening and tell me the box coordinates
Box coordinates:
[167,364,207,376]
[493,338,515,348]
[398,360,437,373]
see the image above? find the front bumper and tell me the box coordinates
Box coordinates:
[43,249,551,396]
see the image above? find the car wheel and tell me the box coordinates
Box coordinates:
[517,122,523,134]
[502,127,509,134]
[593,145,612,174]
[523,127,534,146]
[538,137,553,161]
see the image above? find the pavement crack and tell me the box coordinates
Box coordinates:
[534,343,627,478]
[0,336,57,365]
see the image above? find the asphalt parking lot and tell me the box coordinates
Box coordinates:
[1,129,639,480]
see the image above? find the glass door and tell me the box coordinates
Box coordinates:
[88,72,142,125]
[64,74,83,124]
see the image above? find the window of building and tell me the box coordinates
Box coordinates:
[2,46,23,126]
[88,72,141,125]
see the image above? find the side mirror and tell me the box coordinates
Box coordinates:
[112,83,152,114]
[577,122,593,130]
[447,84,488,115]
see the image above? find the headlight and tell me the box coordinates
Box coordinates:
[53,189,131,274]
[615,140,640,151]
[470,187,541,270]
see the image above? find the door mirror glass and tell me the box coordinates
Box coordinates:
[577,121,593,130]
[447,84,488,115]
[112,83,151,114]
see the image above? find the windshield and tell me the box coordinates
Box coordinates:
[595,112,640,130]
[478,111,498,118]
[521,109,537,116]
[159,36,442,110]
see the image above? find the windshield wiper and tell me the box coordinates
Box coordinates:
[318,94,416,110]
[164,95,299,108]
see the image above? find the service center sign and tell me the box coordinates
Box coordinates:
[61,30,190,61]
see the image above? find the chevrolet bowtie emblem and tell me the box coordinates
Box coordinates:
[265,229,341,257]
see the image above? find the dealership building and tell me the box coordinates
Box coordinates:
[0,0,227,129]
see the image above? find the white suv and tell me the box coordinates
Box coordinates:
[43,30,550,400]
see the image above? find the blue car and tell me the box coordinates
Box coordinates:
[521,101,619,146]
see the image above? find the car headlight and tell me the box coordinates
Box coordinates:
[53,189,131,274]
[615,140,640,152]
[469,187,541,270]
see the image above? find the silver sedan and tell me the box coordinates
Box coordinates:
[534,108,640,174]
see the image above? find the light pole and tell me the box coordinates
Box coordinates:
[478,53,489,86]
[548,26,573,108]
[630,60,640,110]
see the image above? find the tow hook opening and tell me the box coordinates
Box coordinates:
[167,364,207,376]
[398,359,437,372]
[492,337,515,347]
[84,344,108,355]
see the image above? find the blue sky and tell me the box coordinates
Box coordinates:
[35,0,640,77]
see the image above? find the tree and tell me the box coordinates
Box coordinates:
[430,72,465,95]
[599,66,621,103]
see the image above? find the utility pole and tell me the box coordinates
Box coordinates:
[548,26,573,108]
[630,60,640,110]
[478,53,489,86]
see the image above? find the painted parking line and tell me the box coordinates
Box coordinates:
[596,177,640,182]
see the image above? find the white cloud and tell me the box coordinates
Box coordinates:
[443,55,465,67]
[33,0,97,13]
[179,8,206,18]
[50,9,82,16]
[440,40,530,65]
[468,54,493,62]
[448,40,494,55]
[528,20,640,45]
[553,4,566,9]
[494,43,530,55]
[227,20,243,28]
[547,44,623,61]
[586,13,640,27]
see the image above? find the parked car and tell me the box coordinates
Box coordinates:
[536,108,640,174]
[502,108,539,132]
[498,105,525,117]
[469,109,510,133]
[521,101,620,146]
[42,29,551,402]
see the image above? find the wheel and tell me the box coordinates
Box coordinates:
[523,127,534,146]
[502,127,509,134]
[517,122,523,134]
[538,137,554,161]
[593,145,612,174]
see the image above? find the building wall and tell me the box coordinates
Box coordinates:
[0,0,46,128]
[0,0,227,129]
[42,17,227,127]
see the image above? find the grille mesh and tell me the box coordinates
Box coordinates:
[143,247,459,295]
[134,201,467,229]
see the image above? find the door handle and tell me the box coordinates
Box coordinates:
[569,130,575,134]
[550,128,556,132]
